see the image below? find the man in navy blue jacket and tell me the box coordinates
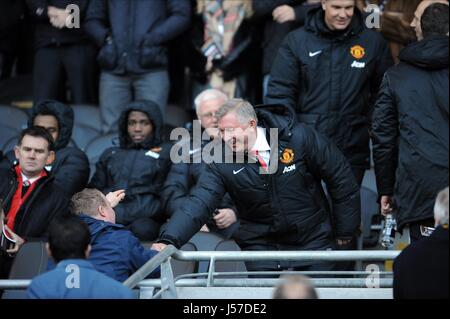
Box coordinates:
[70,188,160,282]
[84,0,191,133]
[27,215,134,299]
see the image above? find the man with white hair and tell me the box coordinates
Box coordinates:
[393,187,449,299]
[162,89,239,239]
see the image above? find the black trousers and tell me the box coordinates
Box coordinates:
[128,217,162,242]
[33,43,98,104]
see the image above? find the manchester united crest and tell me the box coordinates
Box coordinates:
[350,45,365,60]
[280,148,295,164]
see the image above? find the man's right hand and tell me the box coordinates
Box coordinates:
[151,243,167,252]
[380,195,393,216]
[106,189,126,208]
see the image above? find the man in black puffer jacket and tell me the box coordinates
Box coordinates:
[1,100,90,197]
[266,0,393,185]
[372,1,449,242]
[84,0,191,133]
[89,100,172,241]
[156,99,360,272]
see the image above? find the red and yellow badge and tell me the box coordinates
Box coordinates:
[350,45,365,60]
[280,148,295,164]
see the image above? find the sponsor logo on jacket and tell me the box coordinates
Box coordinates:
[283,164,296,174]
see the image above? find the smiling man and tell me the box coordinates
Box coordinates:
[0,126,70,279]
[156,99,360,273]
[266,0,393,188]
[89,100,172,241]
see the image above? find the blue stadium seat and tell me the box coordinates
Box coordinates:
[0,105,29,132]
[72,104,101,131]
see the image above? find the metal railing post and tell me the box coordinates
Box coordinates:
[160,257,178,299]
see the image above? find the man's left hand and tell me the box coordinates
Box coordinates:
[273,5,296,24]
[4,225,25,255]
[214,209,237,229]
[106,189,126,208]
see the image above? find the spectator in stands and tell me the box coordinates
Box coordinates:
[0,0,25,80]
[372,1,449,242]
[25,0,98,104]
[0,126,69,278]
[89,100,172,241]
[84,0,191,133]
[183,0,261,108]
[70,188,160,282]
[252,0,321,99]
[1,100,90,197]
[273,275,318,299]
[27,215,134,299]
[393,187,449,299]
[162,89,239,239]
[356,0,422,64]
[155,99,360,274]
[266,0,393,186]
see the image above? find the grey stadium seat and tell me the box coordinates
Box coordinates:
[189,232,247,277]
[2,241,48,299]
[85,133,119,179]
[0,105,29,132]
[72,104,101,131]
[0,126,19,153]
[71,123,101,151]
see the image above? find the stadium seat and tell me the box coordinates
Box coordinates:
[71,123,101,151]
[72,104,101,131]
[2,241,48,299]
[0,126,19,153]
[141,242,198,278]
[360,186,382,247]
[188,232,247,277]
[0,105,29,132]
[85,133,119,178]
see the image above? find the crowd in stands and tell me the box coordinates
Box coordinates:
[0,0,448,299]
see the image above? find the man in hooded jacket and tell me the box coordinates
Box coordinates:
[89,100,172,241]
[1,100,90,197]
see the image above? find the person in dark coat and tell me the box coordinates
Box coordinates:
[89,100,172,241]
[1,100,90,198]
[27,215,135,299]
[372,1,449,241]
[266,0,393,185]
[25,0,98,104]
[0,126,70,278]
[84,0,191,133]
[155,99,361,272]
[70,188,159,282]
[393,187,449,299]
[162,89,239,239]
[252,0,320,99]
[183,0,261,107]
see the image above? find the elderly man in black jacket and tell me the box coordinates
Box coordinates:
[84,0,191,133]
[89,100,172,241]
[162,89,239,239]
[155,99,360,272]
[266,0,393,186]
[372,1,449,242]
[0,126,69,278]
[1,100,90,197]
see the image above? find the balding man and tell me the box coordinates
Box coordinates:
[372,0,449,242]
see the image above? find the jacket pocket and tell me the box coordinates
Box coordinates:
[139,43,167,69]
[97,42,118,70]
